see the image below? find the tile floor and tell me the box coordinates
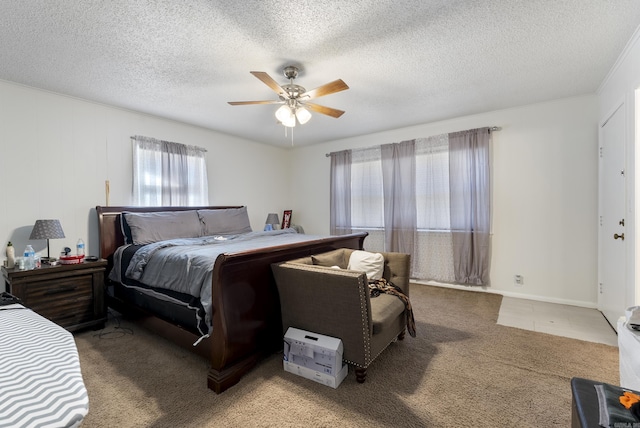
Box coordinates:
[497,296,619,346]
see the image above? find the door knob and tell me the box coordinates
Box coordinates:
[614,233,625,240]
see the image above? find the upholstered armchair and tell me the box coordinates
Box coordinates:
[271,248,411,383]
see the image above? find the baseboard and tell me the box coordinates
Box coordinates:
[411,279,597,309]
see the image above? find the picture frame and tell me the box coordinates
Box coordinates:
[282,210,292,229]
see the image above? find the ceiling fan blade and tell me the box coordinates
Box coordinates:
[250,71,290,98]
[228,100,283,105]
[301,79,349,100]
[305,102,345,118]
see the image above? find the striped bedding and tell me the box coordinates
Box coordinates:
[0,304,88,428]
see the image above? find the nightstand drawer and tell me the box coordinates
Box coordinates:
[26,275,94,327]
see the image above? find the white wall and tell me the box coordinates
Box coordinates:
[290,95,599,307]
[0,79,601,307]
[0,80,291,267]
[597,26,640,307]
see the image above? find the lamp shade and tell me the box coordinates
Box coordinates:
[265,213,280,226]
[30,219,65,260]
[275,105,296,128]
[29,219,65,240]
[295,106,312,125]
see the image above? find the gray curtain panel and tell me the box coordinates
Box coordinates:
[381,140,417,261]
[448,128,491,285]
[330,150,352,235]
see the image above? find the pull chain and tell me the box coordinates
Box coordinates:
[283,124,295,146]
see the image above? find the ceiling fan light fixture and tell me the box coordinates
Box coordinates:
[282,114,296,128]
[275,104,295,127]
[295,106,312,125]
[229,65,349,133]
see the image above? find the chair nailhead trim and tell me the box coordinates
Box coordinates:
[358,276,372,365]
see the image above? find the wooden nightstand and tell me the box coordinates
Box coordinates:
[1,260,107,332]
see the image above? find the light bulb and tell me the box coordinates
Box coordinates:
[295,106,312,124]
[275,105,296,127]
[275,105,292,122]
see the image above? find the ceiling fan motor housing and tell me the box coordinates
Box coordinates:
[281,84,306,100]
[283,65,299,80]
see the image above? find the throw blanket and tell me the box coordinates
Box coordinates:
[368,278,416,338]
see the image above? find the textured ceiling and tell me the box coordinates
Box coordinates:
[1,1,639,147]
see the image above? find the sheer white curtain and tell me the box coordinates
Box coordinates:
[381,140,416,259]
[132,135,209,206]
[351,147,383,230]
[413,135,456,282]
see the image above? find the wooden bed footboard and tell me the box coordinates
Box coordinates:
[207,232,367,392]
[95,206,367,393]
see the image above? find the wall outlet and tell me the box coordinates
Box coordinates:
[514,275,524,286]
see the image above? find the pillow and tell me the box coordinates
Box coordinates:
[347,250,385,280]
[197,207,252,236]
[122,210,202,245]
[311,251,346,268]
[120,214,134,244]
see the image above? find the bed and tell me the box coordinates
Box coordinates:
[96,205,367,393]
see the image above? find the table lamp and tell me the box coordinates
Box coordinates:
[264,213,280,231]
[29,219,65,262]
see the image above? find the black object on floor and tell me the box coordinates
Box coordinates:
[0,291,22,306]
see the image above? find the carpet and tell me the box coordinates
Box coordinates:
[73,284,619,427]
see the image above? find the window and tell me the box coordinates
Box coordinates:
[351,148,384,229]
[132,135,208,206]
[415,135,450,231]
[330,128,491,285]
[350,136,450,231]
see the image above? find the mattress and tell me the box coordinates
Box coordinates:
[109,229,323,337]
[111,243,208,336]
[0,304,89,428]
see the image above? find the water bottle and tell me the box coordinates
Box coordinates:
[27,245,36,269]
[23,245,35,270]
[77,239,85,257]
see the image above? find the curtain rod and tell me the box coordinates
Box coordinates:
[325,126,501,157]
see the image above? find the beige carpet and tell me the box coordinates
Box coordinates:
[74,285,619,427]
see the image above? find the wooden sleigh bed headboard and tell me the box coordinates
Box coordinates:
[95,205,368,393]
[96,205,242,264]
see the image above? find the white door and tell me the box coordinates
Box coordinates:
[599,104,627,328]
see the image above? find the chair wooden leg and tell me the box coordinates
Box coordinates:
[355,367,367,383]
[398,329,406,341]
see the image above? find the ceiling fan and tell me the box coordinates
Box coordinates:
[228,65,349,128]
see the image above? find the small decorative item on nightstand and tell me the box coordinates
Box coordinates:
[265,213,280,231]
[59,254,85,265]
[5,242,15,268]
[282,210,292,229]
